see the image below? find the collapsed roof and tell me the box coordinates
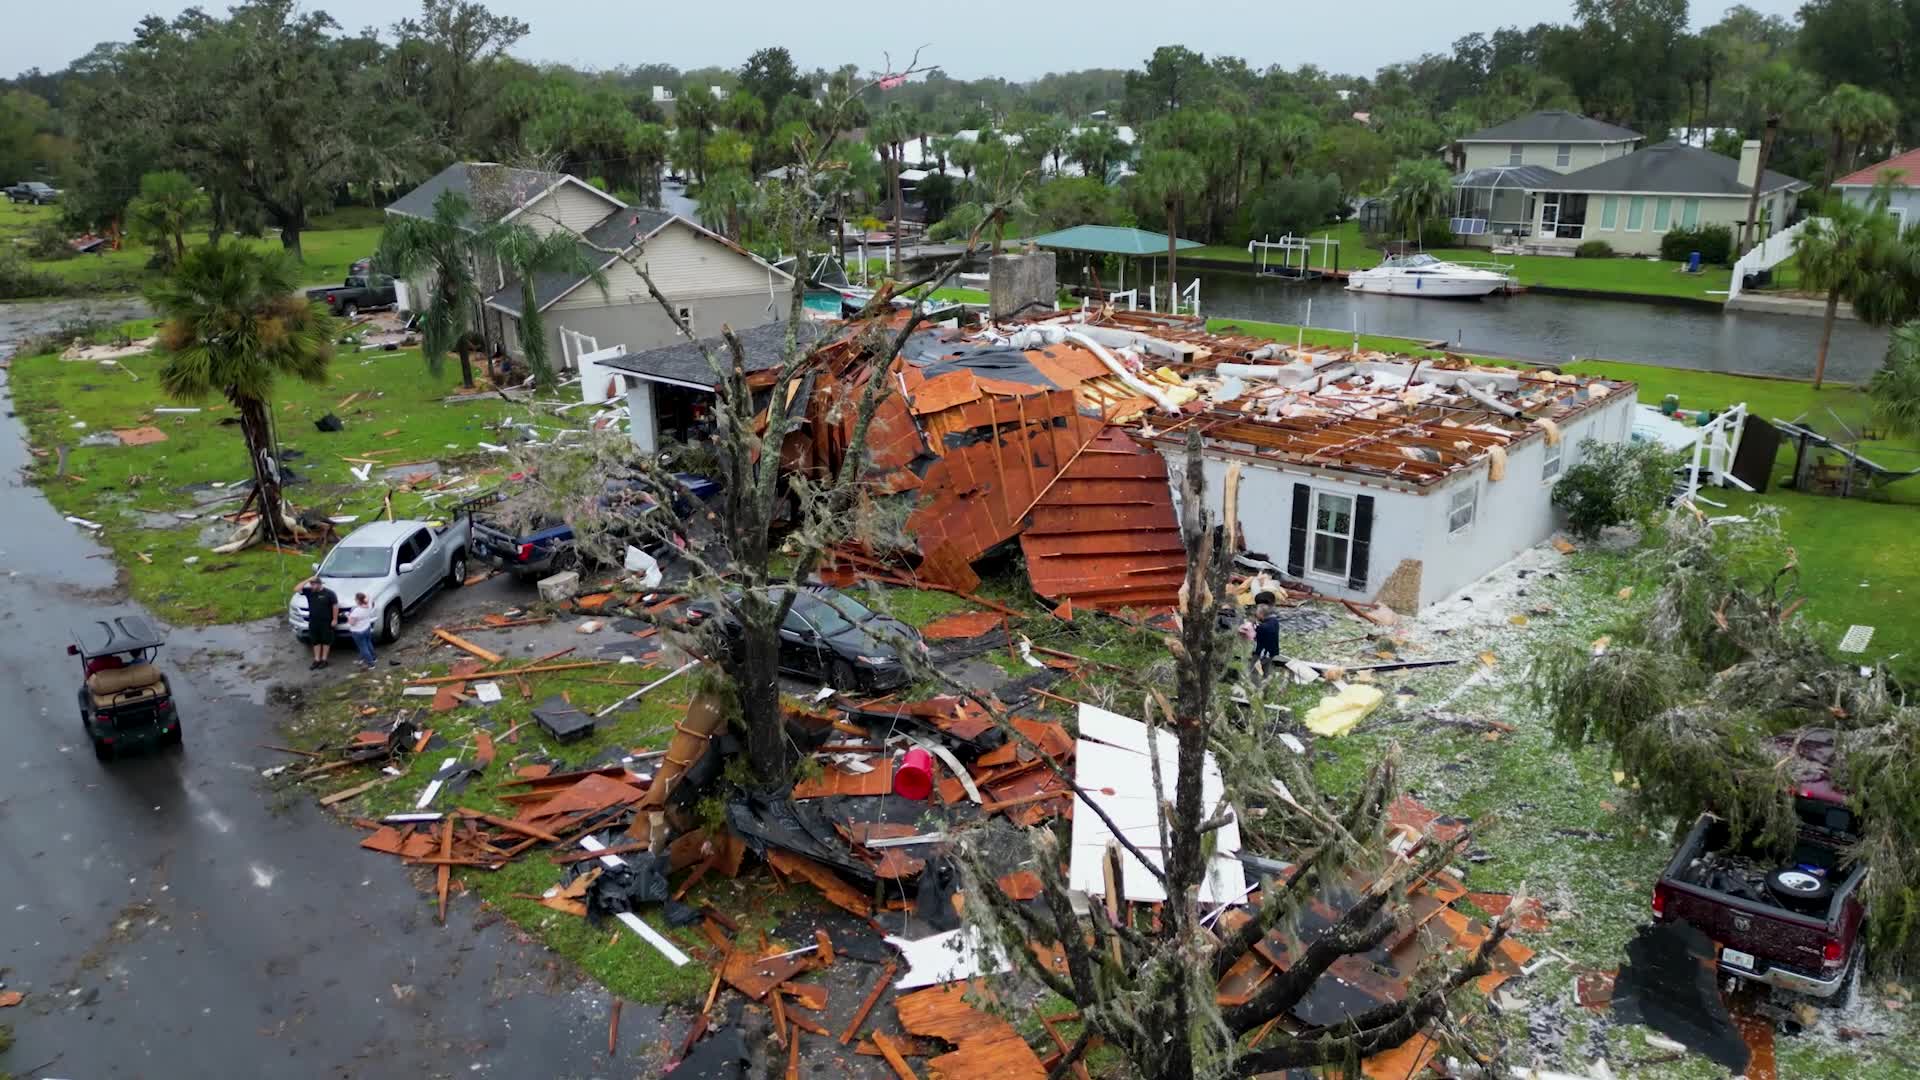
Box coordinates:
[787,308,1631,610]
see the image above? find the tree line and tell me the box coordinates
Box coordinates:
[1,0,1916,266]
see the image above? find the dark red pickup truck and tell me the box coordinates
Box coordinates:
[1652,740,1866,1002]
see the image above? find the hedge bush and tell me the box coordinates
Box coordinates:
[1575,240,1615,258]
[1659,224,1734,265]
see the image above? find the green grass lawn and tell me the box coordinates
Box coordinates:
[1189,219,1732,301]
[10,336,541,625]
[2,201,384,297]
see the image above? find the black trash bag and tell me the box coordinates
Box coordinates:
[915,854,963,932]
[664,1025,750,1079]
[314,413,344,433]
[584,852,672,926]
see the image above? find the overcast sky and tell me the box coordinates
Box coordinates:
[4,1,1808,83]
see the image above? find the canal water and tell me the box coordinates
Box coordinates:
[1195,271,1894,384]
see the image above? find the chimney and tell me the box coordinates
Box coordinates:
[1738,139,1762,189]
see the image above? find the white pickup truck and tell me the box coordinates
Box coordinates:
[289,518,471,643]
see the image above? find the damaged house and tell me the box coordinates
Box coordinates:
[384,162,794,373]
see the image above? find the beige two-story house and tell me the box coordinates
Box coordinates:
[1449,111,1642,241]
[383,162,793,374]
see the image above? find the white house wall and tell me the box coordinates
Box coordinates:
[1460,140,1634,174]
[1165,390,1637,609]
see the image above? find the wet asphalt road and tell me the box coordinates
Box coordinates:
[0,321,641,1077]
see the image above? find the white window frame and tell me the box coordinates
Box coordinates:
[1447,484,1477,534]
[1543,440,1564,482]
[1508,143,1524,166]
[1556,143,1572,168]
[1889,206,1907,229]
[1307,490,1355,582]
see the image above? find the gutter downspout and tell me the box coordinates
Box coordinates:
[1064,330,1181,415]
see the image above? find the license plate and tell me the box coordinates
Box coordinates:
[1722,948,1756,970]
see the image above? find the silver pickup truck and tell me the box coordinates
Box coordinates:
[289,518,471,643]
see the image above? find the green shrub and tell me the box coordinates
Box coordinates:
[0,251,73,300]
[1660,223,1734,265]
[1575,239,1615,258]
[25,219,76,260]
[1552,439,1684,539]
[1418,219,1455,249]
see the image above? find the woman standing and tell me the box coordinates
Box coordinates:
[345,593,378,669]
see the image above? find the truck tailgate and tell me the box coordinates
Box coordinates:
[1663,883,1831,975]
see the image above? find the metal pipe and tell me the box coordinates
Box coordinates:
[1453,376,1526,419]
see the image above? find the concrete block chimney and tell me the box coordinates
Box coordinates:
[1738,139,1762,189]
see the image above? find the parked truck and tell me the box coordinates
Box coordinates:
[1650,732,1867,1003]
[306,271,398,317]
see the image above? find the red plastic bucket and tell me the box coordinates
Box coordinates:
[894,747,934,800]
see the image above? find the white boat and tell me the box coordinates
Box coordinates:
[1345,253,1513,298]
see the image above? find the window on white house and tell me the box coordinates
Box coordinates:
[1448,485,1477,534]
[1508,144,1524,166]
[1309,491,1355,579]
[1543,440,1563,481]
[1556,143,1572,167]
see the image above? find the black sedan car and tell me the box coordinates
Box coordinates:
[686,586,927,693]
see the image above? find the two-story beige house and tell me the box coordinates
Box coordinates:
[1526,141,1806,256]
[383,162,793,374]
[1449,111,1642,241]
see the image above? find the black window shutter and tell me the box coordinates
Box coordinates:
[1286,483,1309,578]
[1348,494,1375,590]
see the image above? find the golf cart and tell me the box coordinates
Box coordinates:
[70,615,180,759]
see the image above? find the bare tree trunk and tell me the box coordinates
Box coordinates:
[1827,130,1846,192]
[1816,287,1839,389]
[1166,199,1179,314]
[891,146,904,264]
[234,392,287,538]
[456,342,476,389]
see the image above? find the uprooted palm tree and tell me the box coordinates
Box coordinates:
[490,223,609,391]
[948,432,1516,1079]
[150,243,335,549]
[375,189,491,389]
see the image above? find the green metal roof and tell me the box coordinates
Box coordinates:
[1030,225,1202,256]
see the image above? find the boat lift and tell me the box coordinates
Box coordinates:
[1248,234,1340,280]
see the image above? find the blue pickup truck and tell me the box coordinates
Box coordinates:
[469,474,718,579]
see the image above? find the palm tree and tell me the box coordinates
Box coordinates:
[628,122,669,207]
[1026,117,1070,175]
[1067,125,1126,182]
[1134,147,1203,313]
[491,224,610,392]
[1868,322,1920,437]
[1384,158,1454,244]
[126,171,210,266]
[678,85,719,184]
[149,244,335,545]
[377,189,491,389]
[1740,62,1818,252]
[870,105,913,260]
[1272,115,1320,179]
[699,167,757,243]
[1795,196,1900,387]
[1815,84,1899,191]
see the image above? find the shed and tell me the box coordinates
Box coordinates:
[598,320,825,453]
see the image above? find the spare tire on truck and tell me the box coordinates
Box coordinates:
[1767,867,1833,911]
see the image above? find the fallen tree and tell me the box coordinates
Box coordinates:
[946,431,1517,1079]
[1535,507,1920,970]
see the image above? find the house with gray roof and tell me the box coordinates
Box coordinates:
[383,162,794,377]
[1520,141,1807,256]
[1449,111,1643,241]
[596,320,827,452]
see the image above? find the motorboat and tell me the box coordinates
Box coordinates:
[1345,253,1513,298]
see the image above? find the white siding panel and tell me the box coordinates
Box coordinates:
[552,223,773,311]
[521,181,620,237]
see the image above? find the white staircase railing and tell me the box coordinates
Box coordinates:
[1728,218,1815,302]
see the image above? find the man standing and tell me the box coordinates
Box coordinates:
[1251,596,1281,679]
[301,578,340,670]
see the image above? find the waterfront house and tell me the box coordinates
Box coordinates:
[1450,136,1806,256]
[1449,110,1641,239]
[1523,141,1806,256]
[385,162,793,373]
[1834,147,1920,228]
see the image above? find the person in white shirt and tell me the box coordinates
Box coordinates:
[346,593,378,668]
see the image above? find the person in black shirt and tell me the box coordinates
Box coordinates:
[1251,599,1281,679]
[301,578,340,669]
